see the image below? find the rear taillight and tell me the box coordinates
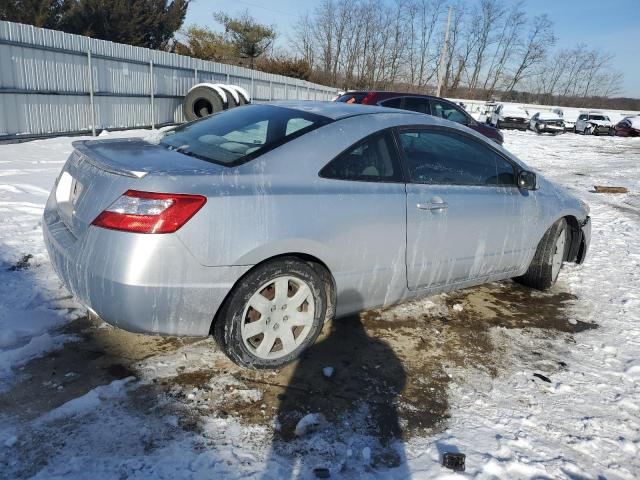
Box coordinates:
[91,190,206,234]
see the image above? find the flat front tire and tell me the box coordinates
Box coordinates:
[214,258,327,369]
[514,218,568,291]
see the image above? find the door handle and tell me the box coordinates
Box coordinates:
[417,202,448,211]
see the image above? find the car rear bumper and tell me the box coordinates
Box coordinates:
[43,201,251,336]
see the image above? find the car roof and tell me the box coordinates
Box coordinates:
[267,100,420,120]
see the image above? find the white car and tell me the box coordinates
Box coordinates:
[529,112,565,134]
[575,112,614,136]
[490,104,529,130]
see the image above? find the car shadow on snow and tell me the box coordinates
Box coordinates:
[164,281,596,476]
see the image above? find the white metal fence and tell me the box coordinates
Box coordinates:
[0,20,338,140]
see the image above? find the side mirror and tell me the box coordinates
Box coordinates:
[518,170,537,190]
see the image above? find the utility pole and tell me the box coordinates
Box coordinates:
[436,6,452,98]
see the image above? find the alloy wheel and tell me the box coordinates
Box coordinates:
[240,276,315,360]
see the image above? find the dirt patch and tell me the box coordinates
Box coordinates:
[162,280,595,441]
[0,314,201,421]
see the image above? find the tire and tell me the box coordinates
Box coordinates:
[514,218,568,291]
[220,86,239,109]
[214,258,328,369]
[183,86,225,121]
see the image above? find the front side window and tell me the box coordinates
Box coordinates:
[160,104,332,166]
[320,131,403,182]
[398,129,516,186]
[430,99,469,125]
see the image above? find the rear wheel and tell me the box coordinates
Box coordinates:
[514,218,568,291]
[214,258,327,369]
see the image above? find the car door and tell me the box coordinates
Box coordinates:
[576,114,586,132]
[397,127,536,290]
[318,129,407,314]
[530,113,539,130]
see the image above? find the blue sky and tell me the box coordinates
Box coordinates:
[184,0,639,97]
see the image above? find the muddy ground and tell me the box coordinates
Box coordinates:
[1,280,596,451]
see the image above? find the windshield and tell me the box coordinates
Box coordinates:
[160,105,332,166]
[588,115,609,121]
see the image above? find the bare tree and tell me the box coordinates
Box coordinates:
[505,14,554,92]
[466,0,505,94]
[482,2,525,95]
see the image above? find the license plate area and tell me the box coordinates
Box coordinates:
[55,171,83,227]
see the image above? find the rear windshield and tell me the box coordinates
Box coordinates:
[160,104,332,166]
[335,93,367,104]
[588,115,608,121]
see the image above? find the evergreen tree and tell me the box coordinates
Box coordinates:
[0,0,69,29]
[61,0,188,49]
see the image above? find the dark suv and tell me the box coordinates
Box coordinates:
[335,91,504,145]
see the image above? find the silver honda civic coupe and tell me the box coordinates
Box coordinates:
[43,101,591,368]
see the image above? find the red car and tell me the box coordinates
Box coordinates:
[614,117,640,137]
[335,91,504,145]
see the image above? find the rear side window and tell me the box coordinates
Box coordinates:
[380,97,403,109]
[403,97,430,114]
[399,129,516,186]
[430,99,469,125]
[320,131,403,182]
[160,104,332,166]
[335,93,367,104]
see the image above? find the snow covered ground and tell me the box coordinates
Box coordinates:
[0,129,639,479]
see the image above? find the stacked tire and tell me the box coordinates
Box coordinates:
[183,84,251,122]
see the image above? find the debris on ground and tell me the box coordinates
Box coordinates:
[533,373,552,383]
[7,254,33,271]
[593,185,629,193]
[442,452,466,472]
[294,413,327,437]
[322,366,334,378]
[313,467,331,478]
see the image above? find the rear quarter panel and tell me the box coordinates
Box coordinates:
[175,113,417,314]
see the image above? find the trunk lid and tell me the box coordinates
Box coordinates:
[55,138,221,237]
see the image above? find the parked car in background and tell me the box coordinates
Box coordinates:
[334,91,504,144]
[575,112,614,135]
[490,104,530,130]
[552,107,579,132]
[43,102,590,368]
[614,116,640,137]
[477,101,499,124]
[529,111,565,134]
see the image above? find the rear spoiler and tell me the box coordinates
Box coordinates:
[72,140,148,178]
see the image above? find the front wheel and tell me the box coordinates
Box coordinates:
[514,218,568,290]
[214,258,327,369]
